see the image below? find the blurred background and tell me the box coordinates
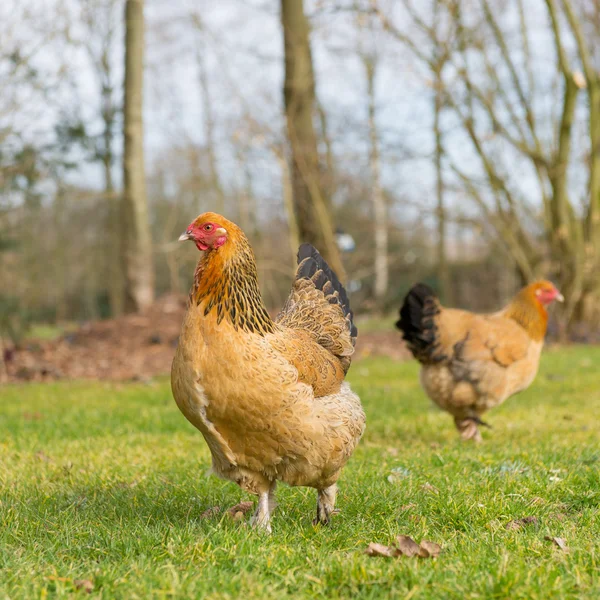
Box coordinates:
[1,0,599,382]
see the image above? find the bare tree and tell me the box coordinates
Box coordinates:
[280,0,344,277]
[122,0,154,312]
[432,0,452,304]
[190,14,226,215]
[80,0,124,316]
[360,29,388,308]
[373,0,600,330]
[369,0,455,302]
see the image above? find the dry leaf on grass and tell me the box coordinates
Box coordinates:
[73,579,94,594]
[506,516,538,530]
[23,412,43,421]
[545,536,569,551]
[35,451,52,463]
[366,536,442,559]
[396,535,421,557]
[365,542,399,558]
[226,501,254,519]
[421,483,439,494]
[200,506,222,519]
[387,467,410,484]
[418,541,442,558]
[528,497,545,506]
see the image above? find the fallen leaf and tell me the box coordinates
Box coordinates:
[23,412,43,421]
[396,535,421,557]
[418,540,442,558]
[35,451,52,462]
[73,579,94,594]
[528,497,545,506]
[430,442,441,449]
[400,503,416,511]
[506,516,539,530]
[545,536,568,551]
[365,542,399,558]
[387,467,410,483]
[200,506,221,519]
[550,512,567,522]
[226,501,254,518]
[116,479,139,489]
[421,483,439,494]
[365,537,442,560]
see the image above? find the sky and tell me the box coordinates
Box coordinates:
[2,0,593,241]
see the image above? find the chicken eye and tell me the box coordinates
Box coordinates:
[204,224,213,232]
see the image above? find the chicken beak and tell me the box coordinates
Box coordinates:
[178,231,193,242]
[555,292,564,303]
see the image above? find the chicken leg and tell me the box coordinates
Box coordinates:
[250,481,277,533]
[314,483,337,525]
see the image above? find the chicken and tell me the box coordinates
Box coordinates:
[171,212,365,532]
[396,281,563,441]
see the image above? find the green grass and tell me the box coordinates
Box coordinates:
[355,314,397,333]
[25,322,78,342]
[1,346,599,599]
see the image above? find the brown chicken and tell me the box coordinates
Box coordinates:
[171,212,365,532]
[396,281,563,441]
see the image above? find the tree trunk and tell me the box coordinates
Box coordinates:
[122,0,154,313]
[196,35,225,214]
[280,0,344,278]
[365,57,388,309]
[434,61,451,305]
[102,79,123,317]
[83,0,125,318]
[276,150,300,268]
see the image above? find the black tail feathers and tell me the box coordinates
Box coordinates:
[396,283,442,363]
[297,243,357,340]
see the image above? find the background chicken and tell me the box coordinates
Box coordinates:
[396,281,563,441]
[171,212,365,532]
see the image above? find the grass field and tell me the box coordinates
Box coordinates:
[1,346,599,599]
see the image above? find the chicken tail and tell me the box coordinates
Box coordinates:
[296,243,357,343]
[276,243,356,372]
[396,283,443,363]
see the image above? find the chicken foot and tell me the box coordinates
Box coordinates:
[454,416,491,443]
[314,483,337,525]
